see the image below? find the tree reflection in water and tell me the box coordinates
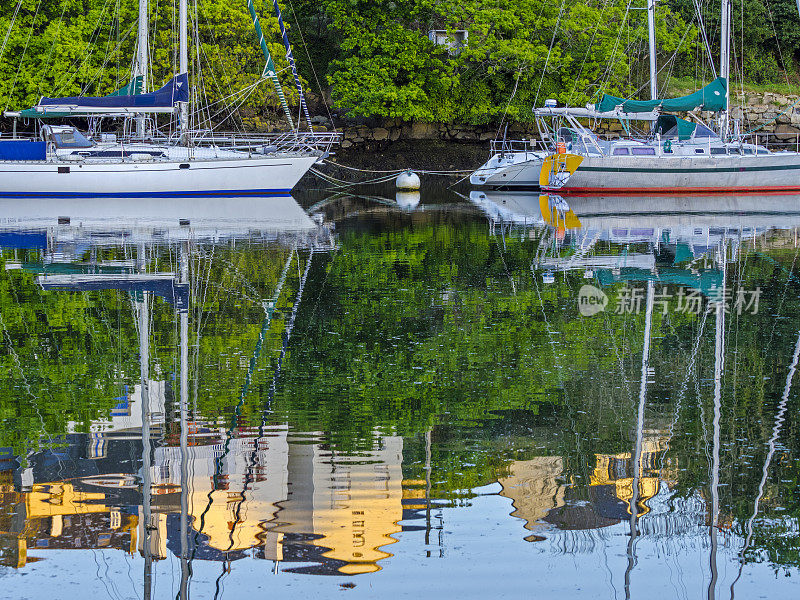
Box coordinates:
[0,192,799,598]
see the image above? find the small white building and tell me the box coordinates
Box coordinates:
[427,30,468,55]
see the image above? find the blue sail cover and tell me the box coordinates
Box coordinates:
[38,74,188,109]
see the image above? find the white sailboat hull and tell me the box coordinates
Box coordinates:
[551,152,800,194]
[0,154,319,197]
[470,152,546,188]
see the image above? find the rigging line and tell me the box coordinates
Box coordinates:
[79,21,139,96]
[0,1,23,64]
[762,0,795,94]
[566,0,614,106]
[85,0,123,96]
[532,0,568,111]
[192,78,263,130]
[285,0,337,130]
[596,0,634,98]
[691,0,717,78]
[211,250,313,600]
[198,7,246,136]
[3,0,43,112]
[658,308,709,476]
[190,248,296,559]
[495,66,523,140]
[729,328,800,600]
[36,4,67,98]
[51,0,117,96]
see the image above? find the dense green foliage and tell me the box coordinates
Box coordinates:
[0,0,303,127]
[295,0,696,122]
[3,0,799,125]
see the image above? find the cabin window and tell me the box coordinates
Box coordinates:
[51,129,93,149]
[757,149,770,155]
[612,147,629,155]
[695,148,705,154]
[710,147,727,155]
[743,148,754,155]
[694,124,719,138]
[631,147,655,155]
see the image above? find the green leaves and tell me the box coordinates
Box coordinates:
[0,0,306,123]
[318,0,697,122]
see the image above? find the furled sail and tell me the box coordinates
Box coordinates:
[596,77,727,113]
[14,76,146,118]
[271,0,312,130]
[31,74,188,114]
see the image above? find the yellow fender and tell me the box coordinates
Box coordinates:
[539,195,582,230]
[539,153,584,188]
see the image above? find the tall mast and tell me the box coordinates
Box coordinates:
[136,0,149,138]
[179,0,189,143]
[624,279,654,599]
[708,242,726,600]
[719,0,731,138]
[647,0,657,99]
[178,242,190,600]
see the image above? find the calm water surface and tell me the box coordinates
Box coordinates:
[1,188,800,599]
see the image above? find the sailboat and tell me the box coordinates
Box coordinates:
[473,0,800,194]
[0,0,339,197]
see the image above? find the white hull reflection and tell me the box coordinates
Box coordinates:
[471,189,800,231]
[0,195,320,243]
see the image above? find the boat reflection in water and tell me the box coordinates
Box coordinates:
[2,191,800,598]
[471,189,800,594]
[0,197,405,591]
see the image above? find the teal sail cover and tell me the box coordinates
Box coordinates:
[596,77,727,113]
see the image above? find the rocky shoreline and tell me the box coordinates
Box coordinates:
[313,90,800,149]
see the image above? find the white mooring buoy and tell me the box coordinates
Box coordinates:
[396,190,421,210]
[396,170,421,191]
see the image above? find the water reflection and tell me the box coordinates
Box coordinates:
[1,191,799,598]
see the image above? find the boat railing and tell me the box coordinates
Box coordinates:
[745,132,800,153]
[138,129,343,155]
[489,138,550,158]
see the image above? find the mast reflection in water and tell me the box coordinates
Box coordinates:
[1,191,800,599]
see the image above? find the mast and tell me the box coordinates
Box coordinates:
[624,279,654,600]
[719,0,731,138]
[179,0,189,143]
[178,242,190,600]
[137,291,153,600]
[647,0,657,99]
[136,0,149,138]
[708,241,726,600]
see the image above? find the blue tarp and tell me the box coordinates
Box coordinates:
[0,231,47,250]
[0,140,46,161]
[39,73,188,109]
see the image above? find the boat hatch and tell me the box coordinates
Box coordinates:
[42,125,93,149]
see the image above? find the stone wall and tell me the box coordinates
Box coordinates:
[317,92,800,148]
[729,91,800,140]
[311,116,538,148]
